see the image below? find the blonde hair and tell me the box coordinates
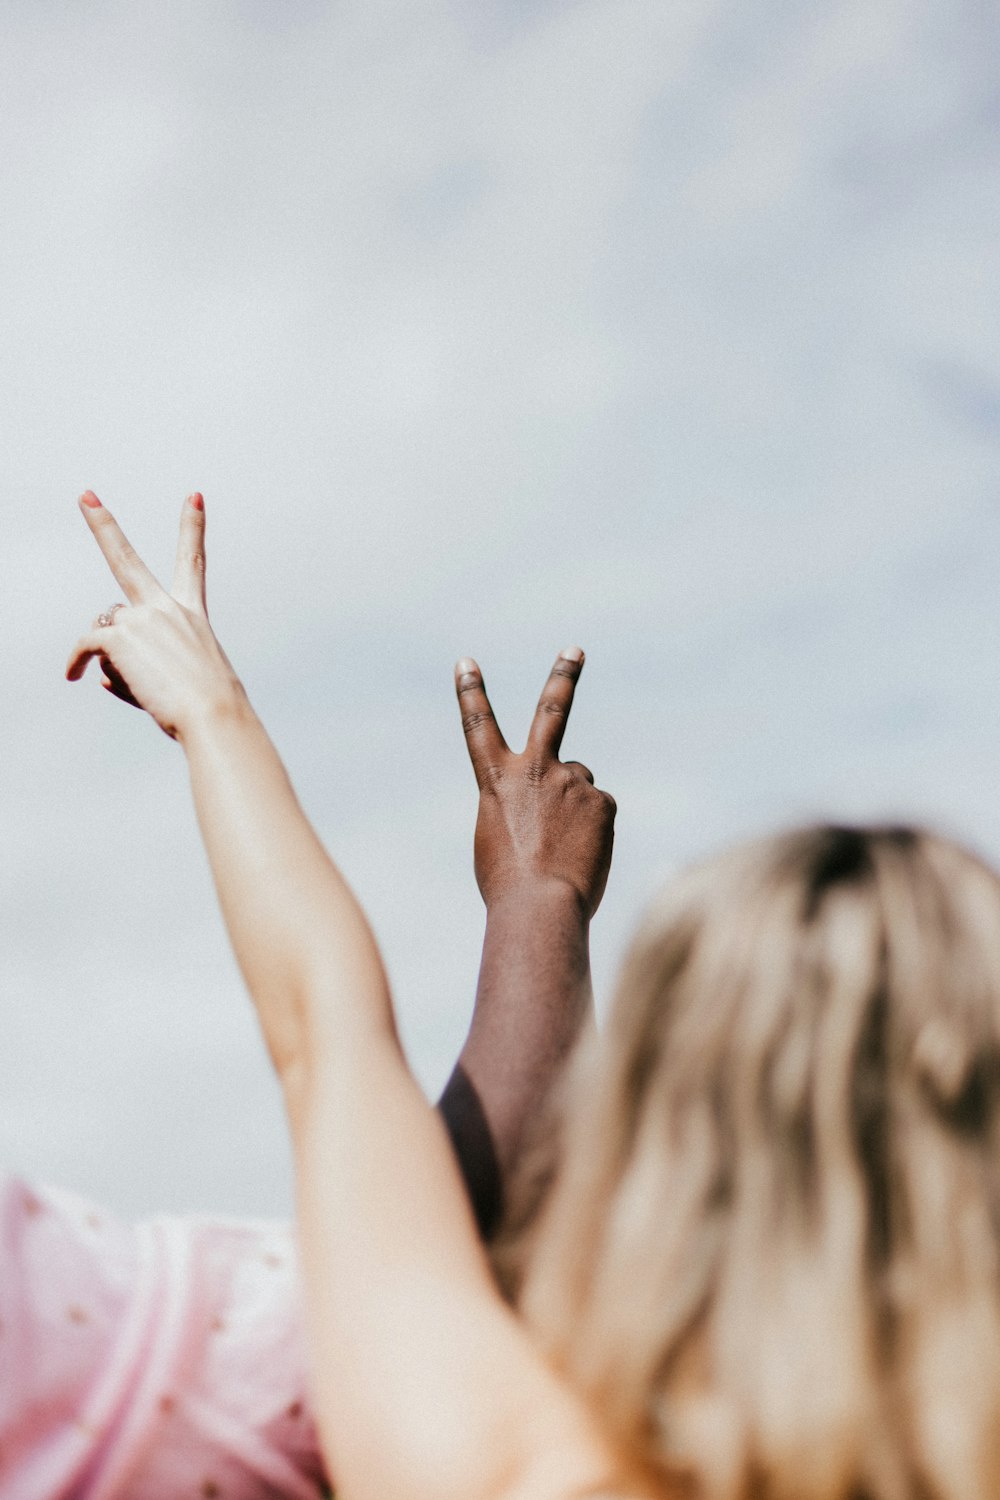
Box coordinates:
[497,825,1000,1499]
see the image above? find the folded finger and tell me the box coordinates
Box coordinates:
[455,658,508,787]
[563,760,595,784]
[78,493,165,605]
[102,682,142,707]
[171,492,208,613]
[66,631,107,681]
[526,647,584,761]
[100,655,142,708]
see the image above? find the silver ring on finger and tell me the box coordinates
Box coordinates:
[97,602,126,628]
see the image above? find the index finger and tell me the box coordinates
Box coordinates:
[455,658,508,787]
[525,647,585,761]
[78,492,166,605]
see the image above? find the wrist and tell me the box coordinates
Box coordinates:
[484,876,589,924]
[175,677,256,750]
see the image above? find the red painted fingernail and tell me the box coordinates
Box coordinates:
[188,492,204,511]
[559,645,584,663]
[80,491,102,509]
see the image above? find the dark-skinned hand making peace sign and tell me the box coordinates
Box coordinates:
[455,651,616,922]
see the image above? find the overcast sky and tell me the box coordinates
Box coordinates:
[1,0,998,1219]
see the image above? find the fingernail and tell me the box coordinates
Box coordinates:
[80,491,102,509]
[188,492,204,511]
[455,657,478,677]
[559,645,584,663]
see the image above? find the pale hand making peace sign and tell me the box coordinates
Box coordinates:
[65,491,246,740]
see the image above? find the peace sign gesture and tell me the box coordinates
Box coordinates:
[456,650,616,920]
[66,491,245,741]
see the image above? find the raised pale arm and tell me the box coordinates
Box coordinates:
[67,495,620,1499]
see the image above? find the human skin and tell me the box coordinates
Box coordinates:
[67,493,626,1500]
[439,651,615,1230]
[79,493,613,1238]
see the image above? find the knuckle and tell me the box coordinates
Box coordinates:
[549,662,578,681]
[462,709,494,737]
[539,696,567,719]
[525,760,547,784]
[189,549,206,575]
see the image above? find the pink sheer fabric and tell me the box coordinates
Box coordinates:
[0,1176,329,1499]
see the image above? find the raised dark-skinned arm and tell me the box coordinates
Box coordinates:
[438,651,616,1235]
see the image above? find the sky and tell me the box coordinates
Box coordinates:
[1,0,998,1219]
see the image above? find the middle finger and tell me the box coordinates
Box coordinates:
[525,647,584,761]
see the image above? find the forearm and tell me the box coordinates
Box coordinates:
[439,882,593,1233]
[67,497,619,1498]
[181,693,395,1078]
[179,703,557,1497]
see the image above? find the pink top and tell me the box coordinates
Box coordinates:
[0,1176,329,1499]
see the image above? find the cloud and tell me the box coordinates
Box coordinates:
[2,0,999,1216]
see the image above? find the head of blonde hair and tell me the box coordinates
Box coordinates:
[497,825,1000,1500]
